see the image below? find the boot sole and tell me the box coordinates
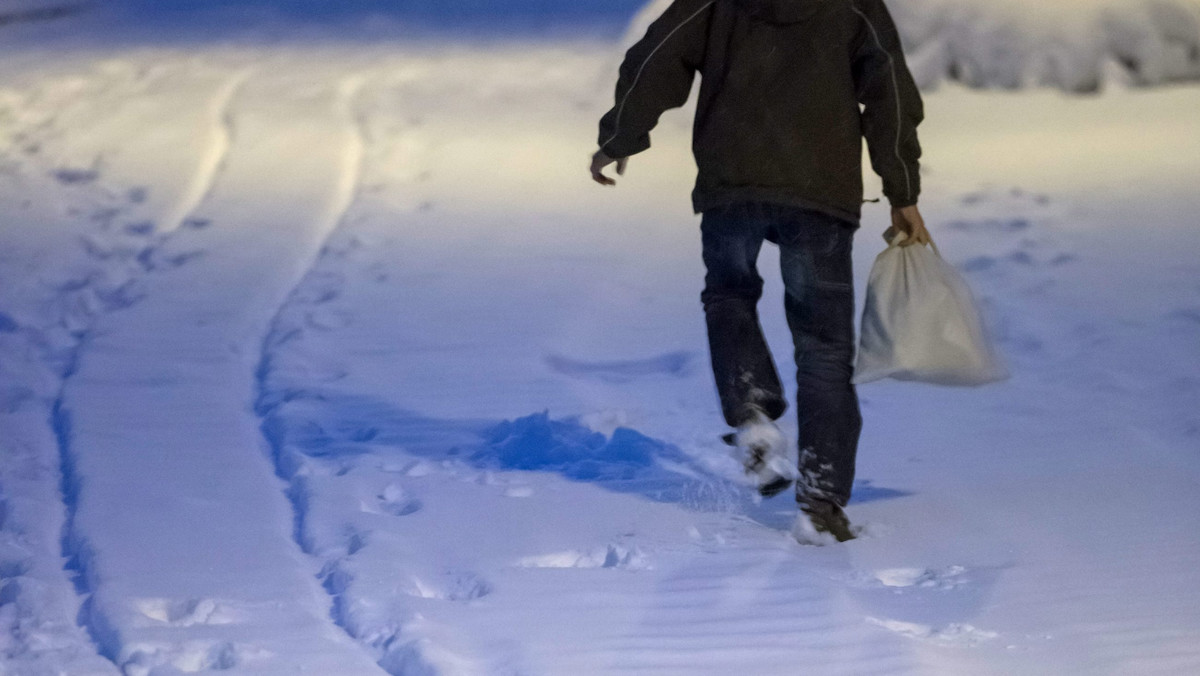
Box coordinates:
[758,476,793,498]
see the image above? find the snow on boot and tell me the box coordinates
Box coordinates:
[792,498,857,545]
[731,409,797,498]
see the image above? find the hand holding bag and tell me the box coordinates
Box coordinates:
[852,229,1008,386]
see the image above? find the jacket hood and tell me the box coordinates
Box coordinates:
[730,0,827,24]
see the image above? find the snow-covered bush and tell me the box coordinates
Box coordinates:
[626,0,1200,92]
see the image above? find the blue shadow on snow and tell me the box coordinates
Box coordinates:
[259,391,910,514]
[259,392,747,510]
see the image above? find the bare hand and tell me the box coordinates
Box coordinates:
[890,205,932,247]
[590,150,628,186]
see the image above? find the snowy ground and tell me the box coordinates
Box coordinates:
[2,6,1200,676]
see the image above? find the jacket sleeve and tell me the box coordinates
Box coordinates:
[598,0,712,159]
[850,0,924,208]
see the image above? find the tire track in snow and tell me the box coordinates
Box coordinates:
[0,63,262,674]
[54,349,119,671]
[252,71,387,669]
[159,69,251,235]
[8,182,217,675]
[46,66,386,675]
[42,71,258,673]
[322,74,370,239]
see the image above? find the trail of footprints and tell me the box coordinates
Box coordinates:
[127,597,261,673]
[0,155,215,674]
[846,564,1002,648]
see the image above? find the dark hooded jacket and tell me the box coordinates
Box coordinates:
[598,0,923,224]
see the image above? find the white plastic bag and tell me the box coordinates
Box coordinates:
[852,230,1008,386]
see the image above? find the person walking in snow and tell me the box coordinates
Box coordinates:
[591,0,930,542]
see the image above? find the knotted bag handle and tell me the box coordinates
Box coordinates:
[883,225,942,258]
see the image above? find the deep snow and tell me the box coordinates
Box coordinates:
[1,4,1200,676]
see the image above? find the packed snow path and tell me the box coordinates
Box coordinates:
[1,33,1200,676]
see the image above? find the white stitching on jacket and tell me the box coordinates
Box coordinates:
[851,3,913,202]
[601,1,715,154]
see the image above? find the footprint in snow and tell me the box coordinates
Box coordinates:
[515,544,649,571]
[292,271,344,306]
[405,571,492,602]
[687,524,732,551]
[398,460,437,477]
[866,617,998,646]
[960,248,1063,276]
[946,217,1033,234]
[123,639,263,674]
[123,220,156,236]
[0,557,31,579]
[329,525,369,557]
[137,247,205,272]
[305,307,353,331]
[134,597,242,626]
[51,167,99,185]
[319,232,364,259]
[870,566,970,591]
[957,185,1051,208]
[80,234,136,262]
[474,472,534,496]
[371,482,422,517]
[849,563,1004,646]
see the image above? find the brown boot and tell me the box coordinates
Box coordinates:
[793,498,856,544]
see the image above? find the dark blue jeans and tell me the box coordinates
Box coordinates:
[701,202,862,506]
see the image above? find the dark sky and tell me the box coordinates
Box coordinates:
[94,0,648,38]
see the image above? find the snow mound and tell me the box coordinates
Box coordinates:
[627,0,1200,92]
